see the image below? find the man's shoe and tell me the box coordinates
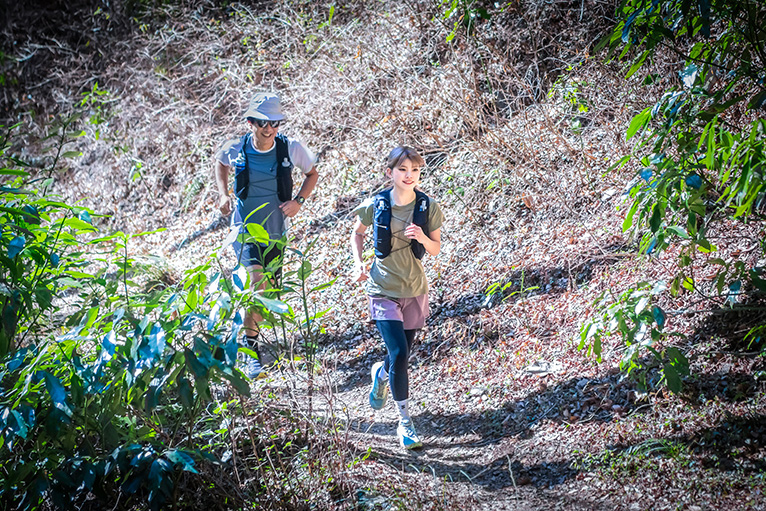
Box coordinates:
[397,419,423,450]
[239,338,266,380]
[243,355,265,379]
[369,361,388,410]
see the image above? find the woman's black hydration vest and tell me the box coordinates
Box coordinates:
[234,133,293,201]
[373,189,430,260]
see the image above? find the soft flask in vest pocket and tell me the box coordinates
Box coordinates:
[234,152,248,200]
[276,151,294,202]
[373,195,391,258]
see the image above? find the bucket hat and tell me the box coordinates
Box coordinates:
[243,92,285,121]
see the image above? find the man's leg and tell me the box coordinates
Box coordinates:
[243,264,268,336]
[243,242,284,367]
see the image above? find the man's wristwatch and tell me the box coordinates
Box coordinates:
[295,195,305,205]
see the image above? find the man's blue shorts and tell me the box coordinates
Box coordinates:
[235,241,285,280]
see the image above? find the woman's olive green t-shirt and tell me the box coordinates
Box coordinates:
[354,192,444,298]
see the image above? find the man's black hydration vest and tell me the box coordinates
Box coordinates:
[234,132,293,202]
[373,188,430,260]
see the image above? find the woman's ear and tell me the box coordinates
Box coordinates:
[384,167,392,179]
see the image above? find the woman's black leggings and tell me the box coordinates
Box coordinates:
[375,320,417,401]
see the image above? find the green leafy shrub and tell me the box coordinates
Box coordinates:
[0,115,339,509]
[438,0,492,42]
[581,0,766,392]
[580,282,689,392]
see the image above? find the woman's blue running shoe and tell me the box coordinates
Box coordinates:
[397,419,423,450]
[369,361,388,410]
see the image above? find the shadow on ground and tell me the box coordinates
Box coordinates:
[324,244,634,392]
[429,242,631,320]
[351,370,635,446]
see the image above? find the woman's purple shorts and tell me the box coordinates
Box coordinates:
[368,294,429,330]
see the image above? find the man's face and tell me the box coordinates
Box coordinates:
[249,119,280,148]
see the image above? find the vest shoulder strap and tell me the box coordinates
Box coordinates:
[411,190,430,259]
[234,133,251,200]
[274,133,293,202]
[275,133,290,166]
[412,190,430,229]
[373,188,393,259]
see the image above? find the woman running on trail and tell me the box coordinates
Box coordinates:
[350,146,444,449]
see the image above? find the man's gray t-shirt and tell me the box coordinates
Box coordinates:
[216,135,315,242]
[354,192,444,298]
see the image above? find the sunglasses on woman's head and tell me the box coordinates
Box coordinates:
[248,118,282,128]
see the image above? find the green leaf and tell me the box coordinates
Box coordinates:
[63,217,98,232]
[649,204,661,232]
[0,329,8,358]
[667,347,689,375]
[44,371,73,417]
[253,294,289,314]
[35,287,53,310]
[670,275,681,296]
[748,90,766,110]
[78,210,92,224]
[9,410,29,439]
[148,323,166,357]
[61,151,83,159]
[83,306,99,328]
[702,95,746,116]
[8,236,25,258]
[593,335,602,362]
[298,260,312,280]
[219,369,251,396]
[626,49,650,79]
[607,154,631,173]
[309,279,336,294]
[622,200,640,232]
[0,168,29,176]
[663,363,681,393]
[635,296,650,314]
[750,270,766,293]
[148,459,167,491]
[696,239,716,253]
[244,223,270,244]
[680,63,698,88]
[627,108,651,141]
[146,384,161,412]
[666,225,689,239]
[185,349,207,378]
[178,376,194,409]
[165,449,198,473]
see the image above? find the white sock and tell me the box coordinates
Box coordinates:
[395,399,410,421]
[377,363,389,380]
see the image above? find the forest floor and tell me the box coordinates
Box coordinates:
[3,0,765,509]
[173,158,766,511]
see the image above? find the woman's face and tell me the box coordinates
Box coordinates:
[387,158,421,192]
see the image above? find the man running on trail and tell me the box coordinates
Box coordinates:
[214,91,319,378]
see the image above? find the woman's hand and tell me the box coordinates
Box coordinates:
[404,223,427,243]
[352,263,369,282]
